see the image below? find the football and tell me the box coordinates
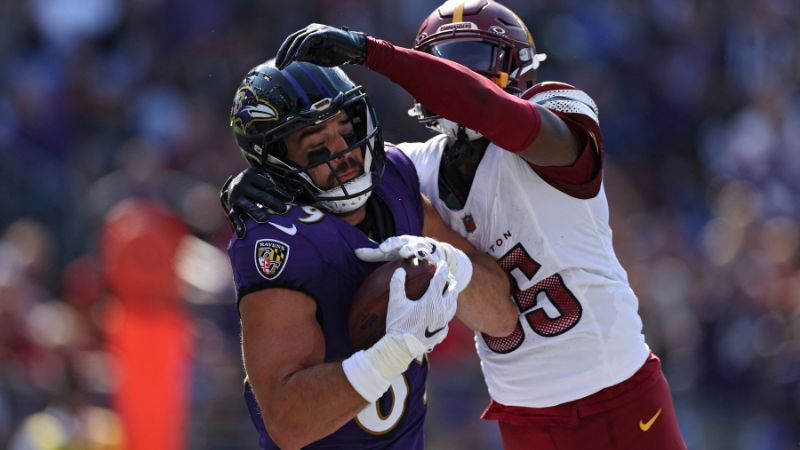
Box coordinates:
[348,257,437,350]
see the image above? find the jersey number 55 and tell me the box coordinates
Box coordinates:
[483,243,583,353]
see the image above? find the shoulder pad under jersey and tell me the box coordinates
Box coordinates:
[522,82,599,126]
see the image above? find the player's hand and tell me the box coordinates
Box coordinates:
[386,262,458,356]
[356,235,474,293]
[275,23,368,69]
[355,235,440,262]
[220,168,296,239]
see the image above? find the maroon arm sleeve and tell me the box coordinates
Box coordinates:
[364,37,540,153]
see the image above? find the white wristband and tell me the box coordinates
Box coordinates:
[342,350,390,403]
[342,334,416,403]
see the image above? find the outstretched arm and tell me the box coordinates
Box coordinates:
[274,24,580,166]
[363,37,579,167]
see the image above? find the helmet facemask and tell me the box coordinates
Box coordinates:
[231,62,386,215]
[261,90,384,214]
[408,102,484,142]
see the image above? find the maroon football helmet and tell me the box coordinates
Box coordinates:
[413,0,545,92]
[409,1,546,139]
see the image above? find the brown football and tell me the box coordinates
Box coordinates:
[348,257,437,351]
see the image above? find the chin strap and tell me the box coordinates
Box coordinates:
[437,127,485,211]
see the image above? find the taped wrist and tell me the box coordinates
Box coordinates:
[341,334,415,403]
[440,242,473,292]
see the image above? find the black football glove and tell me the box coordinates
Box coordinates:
[275,23,368,69]
[220,168,295,239]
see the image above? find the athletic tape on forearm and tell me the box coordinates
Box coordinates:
[342,334,415,403]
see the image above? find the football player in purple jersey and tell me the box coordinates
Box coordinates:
[225,59,514,449]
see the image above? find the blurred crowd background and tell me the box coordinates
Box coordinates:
[1,0,798,449]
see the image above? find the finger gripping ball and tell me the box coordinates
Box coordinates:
[348,258,436,350]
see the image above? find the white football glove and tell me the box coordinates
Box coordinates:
[385,261,458,357]
[342,256,460,403]
[355,235,473,294]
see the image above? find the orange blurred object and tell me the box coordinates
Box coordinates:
[101,199,194,450]
[102,200,190,311]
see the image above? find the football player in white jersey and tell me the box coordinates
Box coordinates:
[223,1,687,449]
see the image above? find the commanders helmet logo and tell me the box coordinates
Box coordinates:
[231,86,279,131]
[254,239,290,280]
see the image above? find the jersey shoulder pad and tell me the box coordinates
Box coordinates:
[385,144,416,172]
[522,81,599,125]
[227,208,328,299]
[383,145,418,190]
[521,81,578,99]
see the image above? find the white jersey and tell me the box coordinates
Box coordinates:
[397,87,649,407]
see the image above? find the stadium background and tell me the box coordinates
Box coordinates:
[1,0,798,449]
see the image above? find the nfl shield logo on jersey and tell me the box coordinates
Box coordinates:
[462,214,477,233]
[255,239,290,280]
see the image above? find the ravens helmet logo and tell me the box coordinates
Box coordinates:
[231,86,279,131]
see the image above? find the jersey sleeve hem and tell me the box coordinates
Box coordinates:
[526,119,603,199]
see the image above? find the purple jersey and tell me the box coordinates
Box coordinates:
[228,148,428,449]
